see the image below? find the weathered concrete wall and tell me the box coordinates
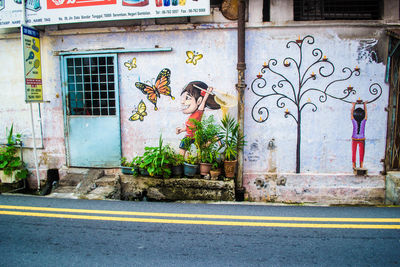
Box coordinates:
[243,28,389,203]
[121,175,235,201]
[0,34,66,188]
[244,173,385,205]
[386,172,400,205]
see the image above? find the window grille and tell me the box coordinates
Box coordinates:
[294,0,382,21]
[66,55,116,116]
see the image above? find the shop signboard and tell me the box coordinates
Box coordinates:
[22,25,43,102]
[0,0,210,28]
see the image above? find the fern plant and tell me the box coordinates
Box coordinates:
[0,124,28,180]
[139,135,173,178]
[219,115,246,161]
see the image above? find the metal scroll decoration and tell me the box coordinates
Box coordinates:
[250,35,382,173]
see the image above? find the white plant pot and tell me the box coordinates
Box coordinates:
[0,170,17,184]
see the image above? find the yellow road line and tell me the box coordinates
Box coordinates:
[0,205,399,223]
[1,210,400,229]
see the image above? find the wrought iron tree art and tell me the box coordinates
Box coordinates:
[250,35,382,173]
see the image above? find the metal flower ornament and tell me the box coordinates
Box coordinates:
[250,35,382,173]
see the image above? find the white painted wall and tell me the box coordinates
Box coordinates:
[244,29,388,175]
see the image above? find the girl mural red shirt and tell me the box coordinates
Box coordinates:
[351,101,368,169]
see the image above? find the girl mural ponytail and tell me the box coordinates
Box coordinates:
[181,81,221,110]
[353,108,365,134]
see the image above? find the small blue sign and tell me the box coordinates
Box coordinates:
[22,25,39,38]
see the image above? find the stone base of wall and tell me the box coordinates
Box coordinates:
[386,171,400,205]
[120,175,235,201]
[244,173,385,205]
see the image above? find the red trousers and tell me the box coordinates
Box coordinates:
[352,139,365,165]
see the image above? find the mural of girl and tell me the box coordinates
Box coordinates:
[176,81,221,156]
[351,101,368,169]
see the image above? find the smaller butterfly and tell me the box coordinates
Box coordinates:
[186,51,203,65]
[129,100,147,121]
[124,58,137,70]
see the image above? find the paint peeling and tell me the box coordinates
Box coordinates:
[357,39,379,63]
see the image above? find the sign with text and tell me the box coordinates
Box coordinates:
[22,25,43,102]
[0,0,210,28]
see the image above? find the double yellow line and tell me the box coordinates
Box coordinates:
[1,205,400,229]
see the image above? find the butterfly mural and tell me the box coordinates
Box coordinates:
[135,68,174,111]
[129,100,147,121]
[186,50,203,65]
[124,58,137,70]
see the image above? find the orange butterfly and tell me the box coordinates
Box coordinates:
[135,68,175,111]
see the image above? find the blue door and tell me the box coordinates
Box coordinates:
[62,54,121,167]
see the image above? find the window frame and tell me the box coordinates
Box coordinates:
[293,0,383,21]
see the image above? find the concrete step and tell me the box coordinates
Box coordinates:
[59,173,85,186]
[48,168,109,199]
[95,175,118,187]
[52,185,76,193]
[84,186,120,200]
[74,169,105,195]
[64,167,90,175]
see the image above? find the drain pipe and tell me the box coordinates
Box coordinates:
[235,0,246,201]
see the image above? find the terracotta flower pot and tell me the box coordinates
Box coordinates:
[210,169,221,180]
[224,160,237,178]
[199,162,212,176]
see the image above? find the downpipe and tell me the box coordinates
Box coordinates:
[236,0,246,201]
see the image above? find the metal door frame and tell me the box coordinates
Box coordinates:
[60,53,121,167]
[384,32,400,173]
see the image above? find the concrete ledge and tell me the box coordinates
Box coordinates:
[244,173,385,205]
[120,175,235,202]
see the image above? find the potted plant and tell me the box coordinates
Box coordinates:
[139,135,173,178]
[183,149,199,178]
[171,151,185,177]
[191,115,220,176]
[199,145,220,176]
[209,154,222,180]
[120,156,138,175]
[219,114,246,178]
[0,124,29,183]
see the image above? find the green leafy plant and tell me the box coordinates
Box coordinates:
[190,115,221,164]
[185,151,199,165]
[171,151,185,167]
[132,155,143,167]
[219,114,246,161]
[201,146,220,164]
[121,156,142,175]
[120,157,130,167]
[0,124,29,180]
[211,159,221,170]
[139,135,173,178]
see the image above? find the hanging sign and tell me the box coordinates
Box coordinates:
[0,0,210,28]
[22,25,43,102]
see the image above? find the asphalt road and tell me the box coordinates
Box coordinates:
[0,194,399,266]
